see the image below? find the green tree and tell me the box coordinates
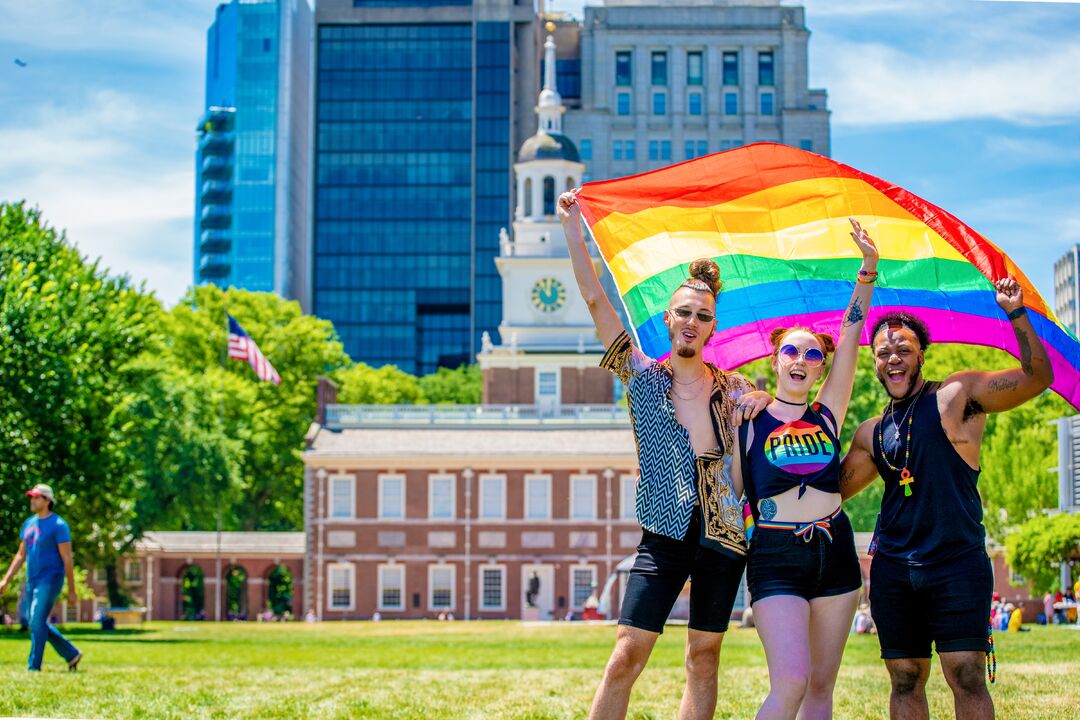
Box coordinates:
[152,285,350,531]
[420,364,482,404]
[0,202,157,601]
[1006,512,1080,592]
[336,363,425,404]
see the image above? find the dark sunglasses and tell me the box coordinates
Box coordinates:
[778,344,825,367]
[669,307,715,323]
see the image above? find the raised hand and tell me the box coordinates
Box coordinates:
[848,218,879,264]
[994,277,1023,313]
[557,188,581,222]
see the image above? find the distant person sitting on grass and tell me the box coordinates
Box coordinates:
[0,484,82,672]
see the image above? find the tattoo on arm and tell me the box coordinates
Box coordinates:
[1015,328,1034,376]
[759,498,777,520]
[987,377,1019,393]
[843,297,864,327]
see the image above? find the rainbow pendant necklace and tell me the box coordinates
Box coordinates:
[879,383,925,497]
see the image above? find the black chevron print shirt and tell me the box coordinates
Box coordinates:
[601,331,753,551]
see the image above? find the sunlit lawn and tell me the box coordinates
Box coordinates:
[0,621,1076,719]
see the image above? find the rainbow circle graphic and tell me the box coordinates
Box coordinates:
[764,420,836,475]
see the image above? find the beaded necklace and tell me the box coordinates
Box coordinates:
[878,382,926,497]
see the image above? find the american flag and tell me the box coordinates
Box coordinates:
[227,314,281,385]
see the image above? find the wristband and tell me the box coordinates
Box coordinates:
[858,269,878,277]
[857,275,877,284]
[1007,307,1027,321]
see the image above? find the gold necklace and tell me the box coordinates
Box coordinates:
[670,373,706,400]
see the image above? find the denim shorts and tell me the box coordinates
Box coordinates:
[870,550,993,659]
[619,514,746,634]
[747,508,863,603]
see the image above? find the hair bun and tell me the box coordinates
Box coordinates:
[687,258,722,296]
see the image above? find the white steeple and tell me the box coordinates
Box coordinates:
[536,28,564,134]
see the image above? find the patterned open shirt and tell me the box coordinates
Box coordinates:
[601,331,753,557]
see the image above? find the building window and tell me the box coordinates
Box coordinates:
[661,140,671,161]
[724,92,738,115]
[612,140,623,161]
[537,370,558,398]
[616,91,630,116]
[688,92,703,116]
[429,474,455,520]
[760,91,774,116]
[651,51,668,85]
[652,92,666,116]
[543,176,556,215]
[649,140,659,161]
[570,565,597,611]
[330,475,355,519]
[479,565,505,611]
[523,177,532,216]
[378,474,405,520]
[525,474,552,520]
[624,140,636,161]
[758,50,775,86]
[429,564,455,610]
[685,140,695,160]
[697,140,708,157]
[570,474,597,520]
[478,474,506,520]
[799,139,813,152]
[615,50,632,86]
[621,474,637,520]
[722,51,739,86]
[125,560,141,583]
[378,564,404,611]
[580,139,592,160]
[687,51,703,86]
[328,563,354,610]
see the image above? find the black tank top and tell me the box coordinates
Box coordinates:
[872,381,985,566]
[741,402,841,519]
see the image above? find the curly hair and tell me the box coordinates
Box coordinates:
[678,258,722,297]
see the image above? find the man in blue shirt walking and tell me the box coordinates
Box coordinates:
[0,484,82,671]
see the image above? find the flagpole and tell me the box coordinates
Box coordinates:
[216,307,227,622]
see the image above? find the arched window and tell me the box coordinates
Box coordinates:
[543,176,556,216]
[224,565,249,621]
[566,176,575,192]
[267,564,293,617]
[179,565,205,621]
[524,178,533,216]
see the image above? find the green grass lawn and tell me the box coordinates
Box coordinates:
[0,621,1076,719]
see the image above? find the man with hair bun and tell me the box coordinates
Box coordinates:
[558,189,770,720]
[840,281,1053,720]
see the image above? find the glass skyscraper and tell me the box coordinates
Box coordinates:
[194,0,312,306]
[313,0,537,374]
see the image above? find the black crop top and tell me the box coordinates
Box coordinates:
[740,402,841,519]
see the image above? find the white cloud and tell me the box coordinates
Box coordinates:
[817,39,1080,126]
[0,89,196,306]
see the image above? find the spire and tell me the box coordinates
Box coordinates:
[536,22,564,135]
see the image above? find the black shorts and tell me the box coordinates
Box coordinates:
[869,550,993,659]
[747,509,863,603]
[619,514,746,634]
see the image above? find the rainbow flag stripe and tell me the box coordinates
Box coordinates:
[576,143,1080,410]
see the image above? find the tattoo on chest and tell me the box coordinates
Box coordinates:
[843,297,864,327]
[759,498,777,520]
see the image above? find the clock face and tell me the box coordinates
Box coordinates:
[531,277,567,313]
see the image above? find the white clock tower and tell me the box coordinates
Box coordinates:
[478,24,613,410]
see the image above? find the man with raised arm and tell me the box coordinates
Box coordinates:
[558,189,769,720]
[840,278,1053,720]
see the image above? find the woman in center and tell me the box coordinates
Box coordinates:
[732,218,878,720]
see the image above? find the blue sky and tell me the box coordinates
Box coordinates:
[1,0,1079,308]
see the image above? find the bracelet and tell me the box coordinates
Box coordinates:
[1007,307,1027,321]
[857,275,877,284]
[858,269,878,277]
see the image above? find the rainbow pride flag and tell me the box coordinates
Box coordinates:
[576,143,1080,410]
